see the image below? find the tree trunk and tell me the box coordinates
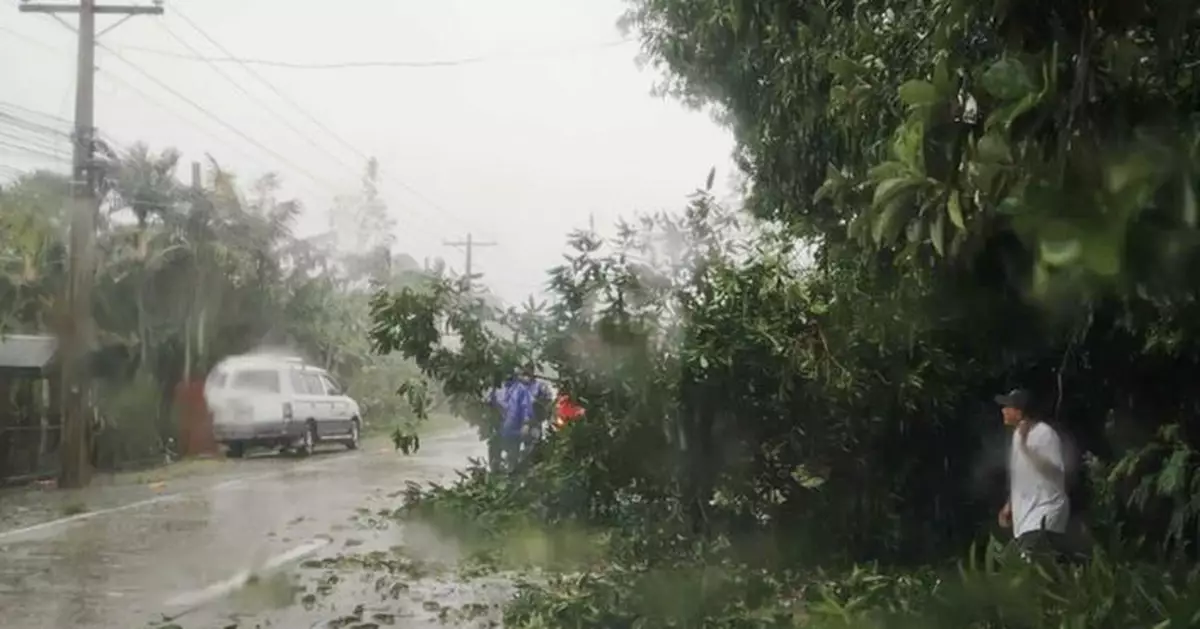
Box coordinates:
[36,380,48,471]
[183,313,192,383]
[196,307,207,374]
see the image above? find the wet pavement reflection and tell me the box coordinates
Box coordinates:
[0,428,496,629]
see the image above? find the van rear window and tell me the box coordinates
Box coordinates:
[229,369,281,393]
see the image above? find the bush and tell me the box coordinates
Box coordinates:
[500,543,1200,629]
[92,372,170,470]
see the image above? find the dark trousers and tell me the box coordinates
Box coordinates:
[1013,528,1087,566]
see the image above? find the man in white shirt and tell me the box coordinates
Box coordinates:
[995,388,1071,561]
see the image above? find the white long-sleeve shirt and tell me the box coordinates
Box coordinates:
[1010,422,1070,536]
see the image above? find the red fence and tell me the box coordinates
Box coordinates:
[175,380,216,457]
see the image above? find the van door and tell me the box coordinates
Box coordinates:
[300,371,334,437]
[318,373,354,434]
[287,369,318,431]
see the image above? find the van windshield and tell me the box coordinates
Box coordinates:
[229,369,281,393]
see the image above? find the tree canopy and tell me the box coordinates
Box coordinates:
[368,2,1200,625]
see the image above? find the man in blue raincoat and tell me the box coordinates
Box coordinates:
[488,366,535,472]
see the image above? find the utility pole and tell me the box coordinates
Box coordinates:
[443,233,496,292]
[19,0,164,489]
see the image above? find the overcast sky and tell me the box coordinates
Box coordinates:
[0,0,736,303]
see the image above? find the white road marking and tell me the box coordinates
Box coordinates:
[0,493,185,544]
[0,452,364,542]
[162,537,330,610]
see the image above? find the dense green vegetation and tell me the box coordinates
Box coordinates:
[0,149,440,476]
[366,1,1200,626]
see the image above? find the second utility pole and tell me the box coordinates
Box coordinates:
[443,233,496,293]
[19,0,164,488]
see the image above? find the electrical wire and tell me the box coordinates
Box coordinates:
[6,10,506,258]
[95,41,348,194]
[4,7,349,195]
[153,18,366,181]
[114,37,634,70]
[95,67,279,171]
[0,138,70,162]
[0,99,72,125]
[0,128,69,156]
[0,117,68,143]
[5,8,508,279]
[0,20,323,200]
[92,61,448,243]
[170,7,484,237]
[0,111,71,139]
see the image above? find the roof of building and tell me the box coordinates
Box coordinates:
[0,334,58,374]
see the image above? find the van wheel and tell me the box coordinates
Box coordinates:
[347,420,360,451]
[226,442,245,459]
[298,422,316,457]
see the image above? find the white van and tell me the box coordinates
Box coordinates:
[204,354,363,457]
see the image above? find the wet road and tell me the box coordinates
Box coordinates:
[0,428,499,629]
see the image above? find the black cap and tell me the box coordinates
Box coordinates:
[994,388,1032,412]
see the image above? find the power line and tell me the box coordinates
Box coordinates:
[9,8,497,248]
[4,18,226,163]
[94,64,279,175]
[114,37,634,70]
[0,111,71,138]
[8,8,504,265]
[0,127,69,155]
[0,137,70,162]
[94,41,347,194]
[14,6,348,196]
[153,18,365,181]
[1,28,435,240]
[169,7,475,236]
[6,12,345,201]
[170,10,414,186]
[0,98,73,125]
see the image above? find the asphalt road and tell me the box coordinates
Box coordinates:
[0,427,504,629]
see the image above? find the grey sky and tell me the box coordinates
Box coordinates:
[1,0,735,302]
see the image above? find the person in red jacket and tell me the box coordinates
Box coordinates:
[554,388,585,429]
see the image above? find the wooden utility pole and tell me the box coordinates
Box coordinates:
[443,233,496,292]
[19,0,164,488]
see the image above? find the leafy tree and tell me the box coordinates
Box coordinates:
[617,0,1200,557]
